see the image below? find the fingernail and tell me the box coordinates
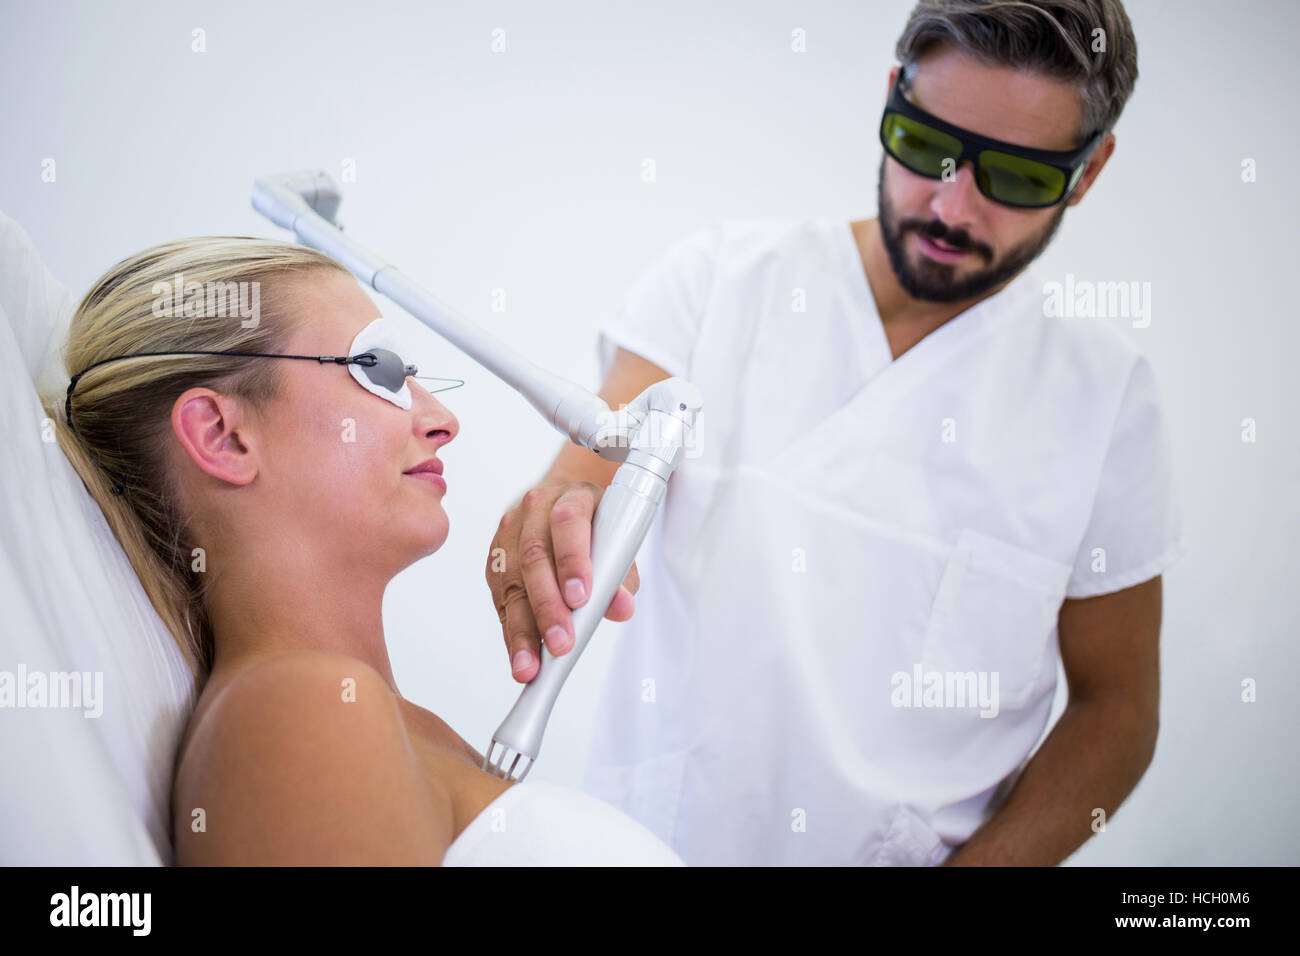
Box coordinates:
[565,578,586,605]
[546,625,570,652]
[512,649,534,674]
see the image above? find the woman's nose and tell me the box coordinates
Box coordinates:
[412,383,459,444]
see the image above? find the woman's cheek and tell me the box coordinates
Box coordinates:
[292,403,365,493]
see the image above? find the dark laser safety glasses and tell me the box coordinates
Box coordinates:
[879,69,1104,209]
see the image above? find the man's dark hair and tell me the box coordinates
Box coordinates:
[895,0,1139,141]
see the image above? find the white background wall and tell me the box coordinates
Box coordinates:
[2,0,1295,864]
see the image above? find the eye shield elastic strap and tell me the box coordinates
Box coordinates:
[64,346,461,494]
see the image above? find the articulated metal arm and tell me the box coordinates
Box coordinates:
[252,171,703,779]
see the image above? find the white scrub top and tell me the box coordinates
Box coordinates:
[579,219,1185,866]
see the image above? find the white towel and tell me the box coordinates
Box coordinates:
[442,779,685,866]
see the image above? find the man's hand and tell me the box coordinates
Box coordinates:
[940,576,1163,865]
[487,345,672,683]
[487,480,640,683]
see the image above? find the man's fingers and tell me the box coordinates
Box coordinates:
[550,485,598,611]
[501,589,542,682]
[489,504,546,680]
[604,584,636,622]
[490,480,614,676]
[487,511,529,644]
[517,488,576,657]
[603,562,640,621]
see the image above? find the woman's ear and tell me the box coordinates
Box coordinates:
[171,387,259,487]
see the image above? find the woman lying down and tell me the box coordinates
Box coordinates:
[49,236,683,866]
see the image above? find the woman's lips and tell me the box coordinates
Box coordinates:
[406,471,447,492]
[916,232,969,263]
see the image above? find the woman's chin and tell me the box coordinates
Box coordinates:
[410,516,450,557]
[392,490,449,559]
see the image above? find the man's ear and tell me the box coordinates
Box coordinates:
[887,64,899,98]
[171,387,258,488]
[1066,132,1116,207]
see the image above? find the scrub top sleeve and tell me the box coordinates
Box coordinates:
[1065,354,1187,598]
[595,220,725,381]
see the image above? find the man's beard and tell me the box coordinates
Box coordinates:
[877,156,1066,303]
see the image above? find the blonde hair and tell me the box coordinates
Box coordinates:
[41,237,350,691]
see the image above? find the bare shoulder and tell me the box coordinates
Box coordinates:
[172,650,451,865]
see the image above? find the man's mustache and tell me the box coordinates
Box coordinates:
[902,218,994,263]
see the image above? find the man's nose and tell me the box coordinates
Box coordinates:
[930,159,985,225]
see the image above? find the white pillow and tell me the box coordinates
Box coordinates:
[0,208,196,865]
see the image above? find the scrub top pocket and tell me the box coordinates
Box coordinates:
[921,528,1072,712]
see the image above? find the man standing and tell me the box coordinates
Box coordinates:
[487,0,1183,865]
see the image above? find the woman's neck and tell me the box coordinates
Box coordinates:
[203,538,400,694]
